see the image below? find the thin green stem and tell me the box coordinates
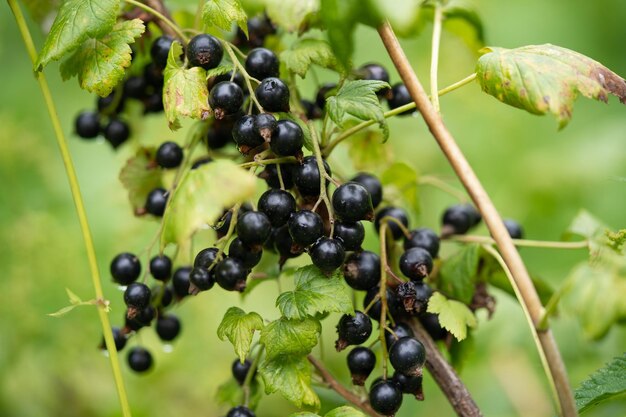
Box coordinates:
[538,275,576,331]
[238,156,297,169]
[430,3,443,112]
[243,346,263,407]
[123,0,188,42]
[419,175,468,202]
[309,122,335,236]
[447,235,589,250]
[222,42,263,111]
[378,223,391,379]
[8,2,132,416]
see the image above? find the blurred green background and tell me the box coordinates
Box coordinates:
[1,1,625,416]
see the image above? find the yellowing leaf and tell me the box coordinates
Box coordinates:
[427,292,477,341]
[217,307,264,362]
[281,39,337,78]
[202,0,248,36]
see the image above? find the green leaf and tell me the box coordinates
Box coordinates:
[160,159,258,246]
[319,0,357,70]
[263,0,320,33]
[35,0,120,71]
[60,19,144,97]
[118,147,163,212]
[206,65,235,80]
[368,0,421,37]
[276,113,313,151]
[260,317,320,360]
[448,331,475,372]
[476,44,626,129]
[325,407,368,417]
[347,130,393,172]
[217,307,264,362]
[276,265,353,320]
[48,288,98,317]
[21,0,61,25]
[427,292,477,341]
[482,255,554,305]
[65,288,82,304]
[216,377,263,410]
[259,355,320,409]
[202,0,248,36]
[437,244,480,304]
[575,353,626,413]
[442,0,485,51]
[380,162,420,215]
[163,42,211,130]
[281,38,337,78]
[327,80,390,141]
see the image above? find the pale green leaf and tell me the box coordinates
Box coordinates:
[163,42,211,130]
[347,130,393,172]
[216,377,262,410]
[65,288,82,304]
[380,162,420,215]
[118,147,163,212]
[281,39,337,78]
[21,0,61,25]
[48,305,78,318]
[259,355,320,409]
[202,0,248,36]
[427,292,477,341]
[476,44,626,129]
[325,406,368,417]
[575,353,626,413]
[35,0,120,71]
[437,244,480,304]
[264,0,320,32]
[260,317,320,360]
[217,307,264,362]
[368,0,421,37]
[276,265,353,320]
[160,159,258,246]
[206,65,235,80]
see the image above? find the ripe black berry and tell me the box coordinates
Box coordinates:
[254,113,277,141]
[335,311,372,351]
[359,63,390,84]
[110,252,141,285]
[315,83,337,109]
[156,141,183,168]
[151,284,173,308]
[226,406,255,417]
[258,189,296,227]
[149,254,172,281]
[145,187,168,216]
[293,156,332,197]
[143,92,164,114]
[214,204,251,238]
[441,203,481,236]
[186,34,223,70]
[504,218,524,239]
[301,99,322,119]
[215,258,248,292]
[232,115,264,153]
[287,210,324,247]
[213,71,245,89]
[207,119,234,149]
[273,225,304,263]
[399,247,433,281]
[194,247,219,269]
[347,346,376,385]
[103,118,130,148]
[210,81,244,119]
[172,266,192,299]
[333,221,365,251]
[389,337,426,377]
[369,380,403,416]
[393,371,423,399]
[150,35,174,68]
[245,47,279,80]
[387,83,413,115]
[125,305,155,331]
[351,173,383,209]
[385,322,415,350]
[144,62,164,88]
[156,314,181,341]
[270,119,303,156]
[124,282,151,311]
[255,77,290,112]
[238,15,275,48]
[189,266,215,291]
[100,326,127,351]
[229,238,262,269]
[363,286,401,321]
[97,92,124,114]
[332,182,374,222]
[127,346,153,373]
[419,312,447,340]
[259,163,295,189]
[124,76,147,99]
[232,359,253,385]
[75,111,100,139]
[375,206,409,240]
[310,238,345,273]
[397,281,432,314]
[404,227,440,258]
[237,211,272,248]
[343,251,380,291]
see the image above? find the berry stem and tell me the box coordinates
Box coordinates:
[378,223,391,379]
[378,22,576,417]
[446,234,590,250]
[123,0,188,42]
[242,346,264,407]
[308,121,336,236]
[221,42,264,111]
[238,156,298,168]
[430,2,444,113]
[380,215,412,240]
[8,2,132,416]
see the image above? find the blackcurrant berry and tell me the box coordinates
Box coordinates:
[363,286,401,321]
[387,83,414,115]
[397,281,432,314]
[156,314,181,341]
[238,15,275,48]
[287,210,324,247]
[315,83,337,109]
[232,115,264,152]
[124,282,151,311]
[151,284,173,308]
[144,62,164,88]
[226,406,255,417]
[151,36,174,68]
[254,113,277,142]
[125,305,155,331]
[215,258,248,292]
[172,266,192,299]
[385,322,415,350]
[441,203,481,236]
[187,34,223,70]
[189,266,215,291]
[110,252,141,285]
[351,173,383,209]
[255,77,290,112]
[207,119,234,150]
[270,119,303,156]
[210,81,244,119]
[343,251,380,291]
[273,225,304,263]
[369,380,403,416]
[213,71,245,90]
[419,312,447,340]
[393,371,423,399]
[332,182,374,222]
[404,227,440,258]
[301,99,322,119]
[237,211,272,248]
[143,91,164,114]
[127,346,153,373]
[245,47,279,80]
[258,189,296,227]
[504,218,524,239]
[97,92,124,114]
[156,141,183,169]
[310,238,345,273]
[214,204,251,238]
[232,359,253,385]
[124,76,147,99]
[333,221,365,251]
[75,111,100,139]
[100,326,127,351]
[103,118,130,148]
[149,254,172,281]
[259,163,295,189]
[229,238,262,269]
[293,156,332,197]
[375,206,409,240]
[347,346,376,385]
[335,311,372,351]
[194,247,220,270]
[399,247,433,281]
[389,337,426,377]
[359,63,390,84]
[145,187,168,216]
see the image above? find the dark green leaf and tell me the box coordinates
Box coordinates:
[263,0,320,32]
[448,330,475,372]
[258,355,320,409]
[281,38,337,78]
[202,0,248,36]
[260,317,320,359]
[427,292,477,341]
[217,307,264,362]
[575,353,626,413]
[437,244,480,304]
[380,162,420,215]
[118,146,163,212]
[206,65,235,80]
[476,44,626,129]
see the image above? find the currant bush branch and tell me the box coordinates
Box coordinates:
[242,346,264,407]
[430,2,443,112]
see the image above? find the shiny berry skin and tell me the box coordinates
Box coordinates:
[375,206,409,240]
[186,34,223,70]
[255,77,290,112]
[150,35,174,68]
[229,238,262,269]
[75,111,100,139]
[343,251,380,291]
[332,182,374,222]
[254,113,277,141]
[215,258,248,292]
[347,346,376,385]
[189,267,215,291]
[504,218,524,239]
[172,266,192,299]
[369,380,403,416]
[441,203,481,235]
[293,156,332,196]
[351,173,383,208]
[210,81,244,118]
[315,83,337,109]
[387,83,413,115]
[232,359,253,385]
[360,63,390,84]
[301,99,322,119]
[260,163,295,189]
[389,337,426,377]
[149,254,172,281]
[156,141,183,168]
[273,225,303,262]
[334,221,365,251]
[287,210,324,247]
[385,323,415,350]
[393,371,423,399]
[420,312,447,340]
[404,227,440,258]
[194,247,219,269]
[335,311,372,351]
[103,119,130,148]
[226,406,255,417]
[110,252,141,285]
[100,327,127,351]
[232,115,264,151]
[125,305,155,330]
[156,314,181,341]
[145,187,168,216]
[124,283,151,310]
[364,287,401,321]
[127,346,153,373]
[151,284,173,308]
[124,76,147,99]
[237,211,272,247]
[399,247,433,281]
[258,189,296,227]
[245,47,279,80]
[213,71,245,89]
[270,120,303,156]
[310,238,345,273]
